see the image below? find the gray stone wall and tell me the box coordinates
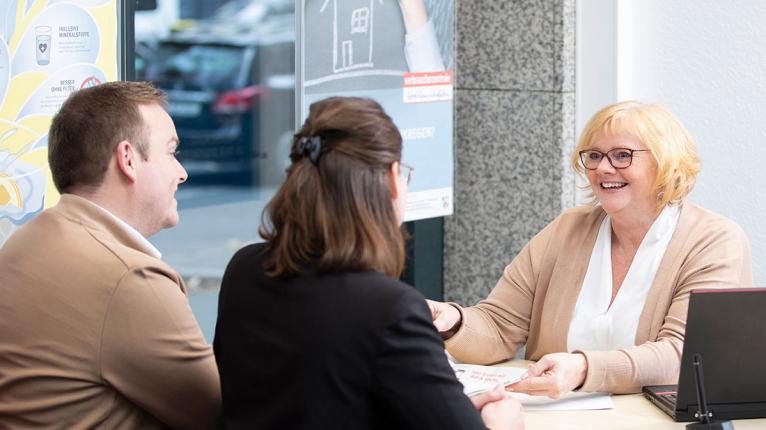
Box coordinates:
[444,0,576,304]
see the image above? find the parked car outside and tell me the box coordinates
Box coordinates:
[138,6,294,186]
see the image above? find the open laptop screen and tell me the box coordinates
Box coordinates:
[673,288,766,421]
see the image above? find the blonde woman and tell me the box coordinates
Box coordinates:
[429,101,752,397]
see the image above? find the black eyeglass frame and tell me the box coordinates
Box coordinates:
[578,148,649,170]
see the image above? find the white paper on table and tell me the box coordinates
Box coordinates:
[450,363,526,397]
[508,391,613,411]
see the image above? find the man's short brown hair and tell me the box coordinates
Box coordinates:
[48,81,166,193]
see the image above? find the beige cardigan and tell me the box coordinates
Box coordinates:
[445,203,752,394]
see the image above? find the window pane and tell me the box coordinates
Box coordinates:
[136,0,295,340]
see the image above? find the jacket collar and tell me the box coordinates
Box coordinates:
[53,194,161,259]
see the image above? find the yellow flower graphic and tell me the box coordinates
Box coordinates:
[0,146,46,225]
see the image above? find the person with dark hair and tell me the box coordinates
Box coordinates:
[0,81,220,428]
[213,96,523,430]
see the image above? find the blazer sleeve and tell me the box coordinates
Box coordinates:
[372,288,487,430]
[445,218,558,364]
[577,217,753,393]
[100,266,221,429]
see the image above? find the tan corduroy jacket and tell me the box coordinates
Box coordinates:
[446,203,752,394]
[0,194,220,429]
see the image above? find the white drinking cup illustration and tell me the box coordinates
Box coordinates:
[35,26,52,66]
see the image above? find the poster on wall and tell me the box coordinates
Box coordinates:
[0,0,119,246]
[298,0,454,221]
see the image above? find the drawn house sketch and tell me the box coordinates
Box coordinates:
[304,0,408,92]
[320,0,384,73]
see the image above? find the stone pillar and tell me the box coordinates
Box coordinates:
[444,0,576,304]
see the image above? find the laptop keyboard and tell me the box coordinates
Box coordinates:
[659,392,677,405]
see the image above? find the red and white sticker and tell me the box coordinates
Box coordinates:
[403,71,453,104]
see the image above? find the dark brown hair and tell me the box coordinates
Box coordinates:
[48,81,166,193]
[260,97,406,278]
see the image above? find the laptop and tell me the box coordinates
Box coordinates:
[643,288,766,421]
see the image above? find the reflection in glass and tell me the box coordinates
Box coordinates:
[146,44,244,91]
[136,0,295,340]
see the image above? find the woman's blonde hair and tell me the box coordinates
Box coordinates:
[572,101,701,209]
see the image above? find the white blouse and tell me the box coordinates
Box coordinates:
[567,205,680,352]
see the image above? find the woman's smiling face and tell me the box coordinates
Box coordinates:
[586,132,658,219]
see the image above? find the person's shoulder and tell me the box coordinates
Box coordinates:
[2,203,149,276]
[222,242,268,281]
[343,271,422,300]
[3,204,68,243]
[336,271,427,318]
[556,204,605,226]
[343,275,436,351]
[672,203,752,285]
[681,203,747,238]
[0,209,48,255]
[228,242,268,267]
[113,251,184,297]
[100,237,178,282]
[531,204,605,244]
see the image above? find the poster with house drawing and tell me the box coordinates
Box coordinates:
[299,0,454,221]
[331,2,376,73]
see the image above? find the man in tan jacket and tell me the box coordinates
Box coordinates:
[0,81,221,428]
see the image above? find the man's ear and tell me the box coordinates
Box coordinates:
[389,161,401,200]
[114,140,139,183]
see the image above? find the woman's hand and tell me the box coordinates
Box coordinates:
[471,386,525,430]
[506,353,588,399]
[426,299,461,333]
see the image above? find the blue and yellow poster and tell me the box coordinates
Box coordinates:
[0,0,118,246]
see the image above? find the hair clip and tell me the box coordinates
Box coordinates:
[297,135,323,165]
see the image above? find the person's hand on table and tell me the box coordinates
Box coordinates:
[426,299,461,334]
[506,352,587,399]
[470,385,525,430]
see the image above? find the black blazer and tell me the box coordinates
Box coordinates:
[213,243,486,430]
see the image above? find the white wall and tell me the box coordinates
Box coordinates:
[575,0,617,202]
[578,0,766,287]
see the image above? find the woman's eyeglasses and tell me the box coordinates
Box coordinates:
[579,148,648,170]
[399,162,414,185]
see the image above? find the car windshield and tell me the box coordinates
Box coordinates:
[144,43,246,92]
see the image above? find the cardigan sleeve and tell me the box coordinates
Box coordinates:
[577,215,752,393]
[445,216,559,364]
